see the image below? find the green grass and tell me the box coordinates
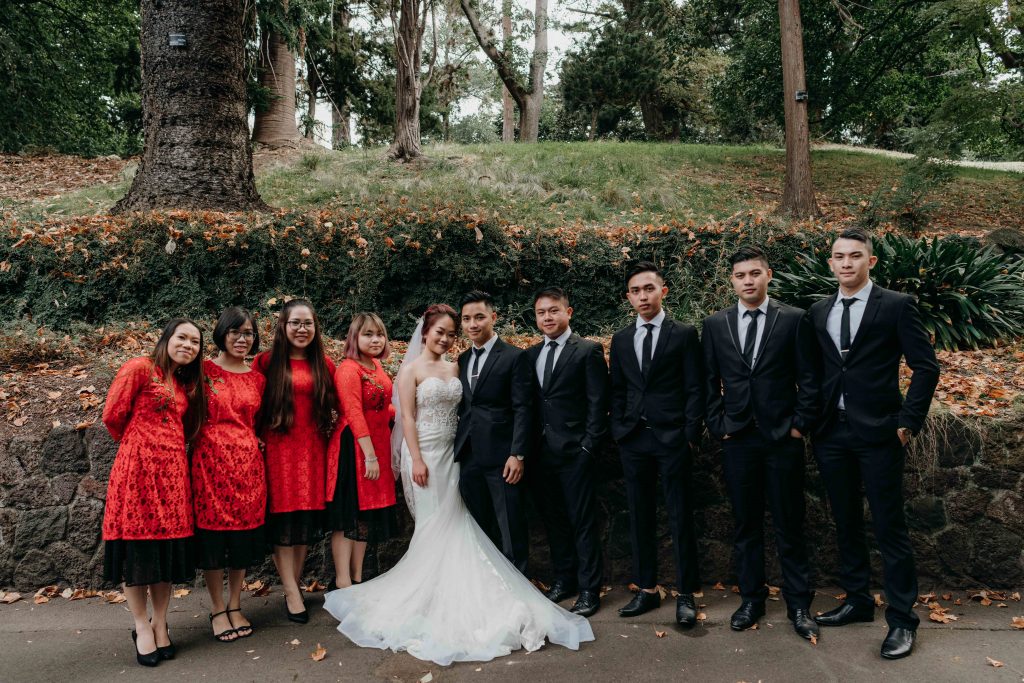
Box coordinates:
[16,142,1024,230]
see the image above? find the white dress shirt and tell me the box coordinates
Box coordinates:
[535,327,573,386]
[826,279,873,408]
[633,309,666,368]
[736,297,770,365]
[469,333,499,386]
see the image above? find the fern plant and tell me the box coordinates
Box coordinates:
[772,233,1024,350]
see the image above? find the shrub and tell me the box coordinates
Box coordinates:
[855,158,954,234]
[0,208,808,337]
[772,232,1024,350]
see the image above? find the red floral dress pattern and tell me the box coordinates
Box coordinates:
[329,359,397,510]
[102,357,193,540]
[254,352,337,514]
[190,360,267,531]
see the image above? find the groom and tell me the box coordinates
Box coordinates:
[455,290,534,574]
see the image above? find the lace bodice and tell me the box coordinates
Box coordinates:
[415,377,461,432]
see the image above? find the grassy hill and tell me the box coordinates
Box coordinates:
[15,142,1023,233]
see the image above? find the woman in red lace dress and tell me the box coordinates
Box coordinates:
[102,318,206,667]
[254,299,337,623]
[191,307,266,642]
[326,313,398,590]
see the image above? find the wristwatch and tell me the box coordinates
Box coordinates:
[514,454,525,461]
[897,427,912,441]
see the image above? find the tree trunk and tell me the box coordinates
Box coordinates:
[589,108,597,141]
[460,0,547,142]
[252,1,301,148]
[304,58,319,140]
[776,0,819,217]
[112,0,265,213]
[388,0,424,161]
[332,101,351,148]
[501,1,514,142]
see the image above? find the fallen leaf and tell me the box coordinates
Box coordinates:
[692,591,704,598]
[654,628,666,638]
[981,598,993,606]
[35,586,59,598]
[1011,616,1024,630]
[1012,592,1021,602]
[47,390,62,399]
[731,585,740,594]
[252,583,271,597]
[656,585,668,600]
[627,583,640,592]
[13,416,27,426]
[874,593,886,607]
[750,622,758,630]
[530,578,551,593]
[997,603,1008,608]
[986,657,1004,668]
[599,585,612,598]
[34,595,49,604]
[767,586,780,596]
[102,590,127,604]
[696,612,708,622]
[954,598,962,606]
[918,592,936,603]
[712,582,726,591]
[61,587,73,599]
[928,611,958,624]
[289,638,300,645]
[810,634,818,646]
[420,673,434,683]
[303,580,326,592]
[311,644,327,661]
[172,588,190,598]
[74,420,94,430]
[941,593,952,601]
[67,588,98,600]
[0,592,22,604]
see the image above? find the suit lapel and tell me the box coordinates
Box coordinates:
[815,293,843,364]
[645,318,674,385]
[847,285,882,360]
[726,308,745,367]
[548,334,578,391]
[474,337,502,391]
[620,326,643,381]
[753,301,782,369]
[459,349,473,401]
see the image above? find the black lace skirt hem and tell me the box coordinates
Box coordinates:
[325,427,399,544]
[265,510,323,547]
[194,526,267,570]
[103,538,196,587]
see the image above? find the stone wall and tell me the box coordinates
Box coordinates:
[2,411,1022,591]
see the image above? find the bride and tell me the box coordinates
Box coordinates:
[323,304,594,665]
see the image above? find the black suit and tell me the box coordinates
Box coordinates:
[455,337,534,573]
[609,315,703,592]
[527,333,608,592]
[703,299,818,610]
[809,283,939,630]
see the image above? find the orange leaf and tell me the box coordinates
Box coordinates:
[303,580,326,593]
[0,592,22,604]
[1011,616,1024,630]
[654,628,666,638]
[712,582,726,591]
[311,644,327,661]
[874,593,886,607]
[172,588,190,599]
[987,657,1004,668]
[696,612,708,622]
[810,634,818,646]
[33,595,49,604]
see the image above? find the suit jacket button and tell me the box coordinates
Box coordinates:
[841,367,847,373]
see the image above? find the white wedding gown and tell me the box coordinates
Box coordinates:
[323,376,594,665]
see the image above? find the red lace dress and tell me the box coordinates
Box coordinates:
[325,358,398,542]
[190,360,268,570]
[101,357,196,586]
[254,352,337,546]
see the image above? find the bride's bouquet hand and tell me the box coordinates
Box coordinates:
[412,459,429,487]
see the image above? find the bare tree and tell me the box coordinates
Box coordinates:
[387,0,436,160]
[252,0,302,148]
[461,0,548,142]
[113,0,265,212]
[777,0,819,217]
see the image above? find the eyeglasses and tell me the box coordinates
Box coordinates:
[227,330,255,340]
[287,321,315,330]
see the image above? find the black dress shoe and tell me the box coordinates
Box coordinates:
[676,593,698,628]
[789,608,820,641]
[880,626,915,659]
[544,580,578,603]
[618,590,660,617]
[286,599,309,624]
[570,590,600,617]
[814,602,874,626]
[730,601,765,631]
[132,631,160,668]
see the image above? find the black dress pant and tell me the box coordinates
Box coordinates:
[722,426,812,610]
[814,418,920,629]
[618,425,700,593]
[532,445,603,591]
[459,446,529,575]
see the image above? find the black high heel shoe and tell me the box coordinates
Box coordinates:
[285,598,309,624]
[131,630,160,668]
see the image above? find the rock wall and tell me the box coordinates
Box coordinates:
[2,412,1022,591]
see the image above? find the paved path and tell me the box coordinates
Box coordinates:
[1,585,1022,682]
[814,143,1024,174]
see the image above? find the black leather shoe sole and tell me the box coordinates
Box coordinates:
[814,609,874,627]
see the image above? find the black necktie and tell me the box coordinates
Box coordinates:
[840,298,856,360]
[641,323,654,379]
[742,309,762,366]
[470,347,485,390]
[542,340,558,389]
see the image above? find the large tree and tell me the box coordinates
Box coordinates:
[776,0,818,217]
[113,0,264,212]
[252,0,302,148]
[387,0,436,160]
[460,0,548,142]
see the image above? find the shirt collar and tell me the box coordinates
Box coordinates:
[474,333,499,353]
[836,279,873,304]
[546,327,573,346]
[737,296,770,318]
[635,308,666,330]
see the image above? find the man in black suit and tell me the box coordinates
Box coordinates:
[609,262,703,627]
[527,286,609,617]
[809,228,939,660]
[455,290,534,574]
[703,245,819,641]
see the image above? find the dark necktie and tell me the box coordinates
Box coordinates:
[641,323,654,379]
[542,340,558,389]
[742,309,762,366]
[470,347,485,390]
[840,298,856,360]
